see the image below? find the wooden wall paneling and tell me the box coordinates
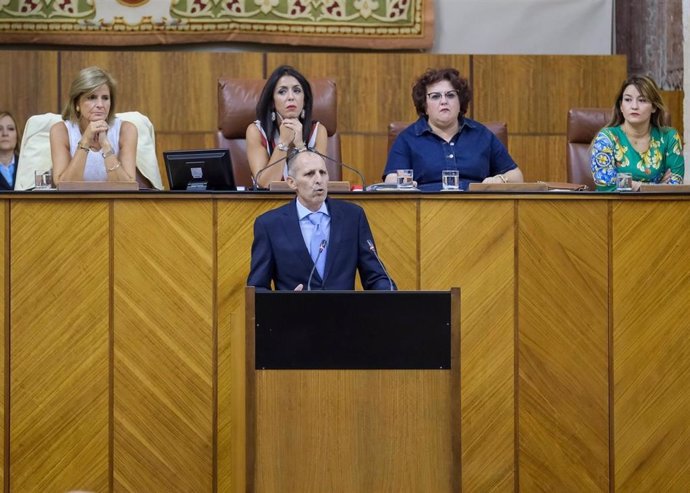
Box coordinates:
[216,198,286,493]
[340,134,390,188]
[508,135,568,183]
[612,200,690,491]
[472,55,628,134]
[59,52,264,133]
[661,90,684,137]
[10,200,110,492]
[350,198,418,291]
[112,199,214,492]
[0,51,59,129]
[518,200,609,491]
[265,53,470,133]
[419,198,515,491]
[155,132,218,190]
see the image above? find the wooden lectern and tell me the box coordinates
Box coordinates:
[245,288,461,492]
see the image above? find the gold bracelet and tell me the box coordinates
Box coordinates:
[106,161,122,172]
[77,143,90,153]
[498,174,507,183]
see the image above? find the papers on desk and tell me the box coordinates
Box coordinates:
[365,183,420,191]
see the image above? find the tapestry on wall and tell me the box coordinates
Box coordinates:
[0,0,434,49]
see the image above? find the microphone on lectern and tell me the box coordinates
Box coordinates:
[305,148,367,190]
[366,239,394,291]
[307,239,328,291]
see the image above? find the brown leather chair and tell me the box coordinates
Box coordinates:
[566,107,673,191]
[387,120,509,153]
[217,78,341,188]
[566,108,612,190]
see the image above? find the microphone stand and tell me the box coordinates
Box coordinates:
[307,239,328,291]
[366,240,394,291]
[306,147,367,190]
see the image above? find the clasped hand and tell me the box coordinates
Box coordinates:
[82,120,112,150]
[278,117,305,148]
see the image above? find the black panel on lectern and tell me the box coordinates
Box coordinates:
[255,291,451,370]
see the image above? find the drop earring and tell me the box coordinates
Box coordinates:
[300,109,305,119]
[271,111,276,122]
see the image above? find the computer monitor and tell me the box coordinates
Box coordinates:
[164,148,235,191]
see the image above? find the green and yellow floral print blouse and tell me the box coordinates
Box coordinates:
[590,125,684,191]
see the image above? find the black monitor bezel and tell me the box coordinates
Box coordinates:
[163,148,235,191]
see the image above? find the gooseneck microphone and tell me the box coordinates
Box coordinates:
[253,146,306,190]
[252,154,289,190]
[307,239,328,291]
[366,239,394,291]
[306,148,367,190]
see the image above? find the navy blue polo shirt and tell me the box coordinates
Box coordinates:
[384,116,518,191]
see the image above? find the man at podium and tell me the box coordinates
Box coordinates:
[247,150,395,291]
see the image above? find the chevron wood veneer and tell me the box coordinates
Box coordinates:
[2,194,690,492]
[518,200,609,491]
[612,200,690,491]
[113,200,214,492]
[10,200,110,492]
[217,198,283,493]
[420,198,516,491]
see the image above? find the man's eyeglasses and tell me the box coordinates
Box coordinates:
[427,90,459,102]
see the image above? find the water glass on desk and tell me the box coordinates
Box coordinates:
[616,172,632,191]
[442,170,460,190]
[34,170,53,190]
[396,169,414,189]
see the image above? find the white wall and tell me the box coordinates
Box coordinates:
[432,0,613,54]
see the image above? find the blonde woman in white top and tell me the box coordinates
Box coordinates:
[50,66,137,184]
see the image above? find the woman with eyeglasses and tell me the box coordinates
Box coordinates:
[383,67,522,190]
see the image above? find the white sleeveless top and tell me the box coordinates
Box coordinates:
[64,118,122,181]
[254,120,320,179]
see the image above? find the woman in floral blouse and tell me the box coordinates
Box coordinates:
[590,75,684,191]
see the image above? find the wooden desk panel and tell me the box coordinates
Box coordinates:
[0,193,688,492]
[10,200,110,492]
[612,201,690,491]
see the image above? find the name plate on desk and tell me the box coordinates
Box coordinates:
[468,182,549,192]
[57,181,139,191]
[268,180,351,192]
[639,184,690,193]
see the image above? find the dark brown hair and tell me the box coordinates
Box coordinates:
[412,68,472,117]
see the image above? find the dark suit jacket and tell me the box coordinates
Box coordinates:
[247,198,394,290]
[0,155,17,190]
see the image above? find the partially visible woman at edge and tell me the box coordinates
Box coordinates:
[590,75,684,191]
[0,111,21,190]
[50,66,136,185]
[246,65,328,189]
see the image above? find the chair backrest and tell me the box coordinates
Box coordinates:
[217,78,341,188]
[566,107,673,190]
[16,111,163,190]
[387,120,509,153]
[566,108,612,190]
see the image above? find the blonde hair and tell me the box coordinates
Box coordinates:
[61,66,117,124]
[0,111,21,156]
